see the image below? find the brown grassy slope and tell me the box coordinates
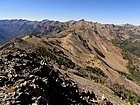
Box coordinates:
[20,20,140,99]
[21,31,140,95]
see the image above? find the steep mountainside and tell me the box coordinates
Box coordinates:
[0,19,140,105]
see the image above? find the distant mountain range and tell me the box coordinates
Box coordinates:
[1,19,140,45]
[0,19,61,44]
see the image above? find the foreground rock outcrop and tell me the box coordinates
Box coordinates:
[0,46,113,105]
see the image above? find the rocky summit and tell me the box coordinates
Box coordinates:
[0,44,113,105]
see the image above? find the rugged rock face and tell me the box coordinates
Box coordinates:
[0,46,113,105]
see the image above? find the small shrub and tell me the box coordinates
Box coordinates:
[49,41,56,45]
[86,66,107,77]
[93,47,105,58]
[116,70,133,81]
[111,83,140,105]
[29,34,33,38]
[74,71,88,78]
[91,76,105,84]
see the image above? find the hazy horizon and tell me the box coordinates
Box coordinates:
[0,0,140,25]
[0,18,138,26]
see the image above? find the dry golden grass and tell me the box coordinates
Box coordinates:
[6,87,15,93]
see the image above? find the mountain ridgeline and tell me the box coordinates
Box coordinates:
[0,19,140,105]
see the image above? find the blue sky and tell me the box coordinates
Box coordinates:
[0,0,140,25]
